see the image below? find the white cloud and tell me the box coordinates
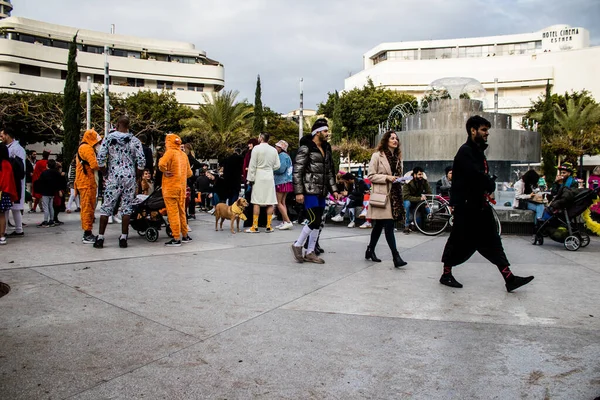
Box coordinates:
[12,0,600,113]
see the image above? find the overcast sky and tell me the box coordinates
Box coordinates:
[12,0,600,114]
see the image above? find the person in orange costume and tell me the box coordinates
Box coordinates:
[74,129,102,244]
[158,134,192,246]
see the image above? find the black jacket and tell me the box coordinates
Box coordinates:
[35,169,63,197]
[449,137,496,209]
[293,135,336,197]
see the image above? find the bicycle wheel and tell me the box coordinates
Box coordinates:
[491,207,502,236]
[413,199,451,236]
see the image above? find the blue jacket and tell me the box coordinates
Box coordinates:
[274,152,293,186]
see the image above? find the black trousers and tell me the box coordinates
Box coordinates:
[441,205,509,267]
[368,219,397,254]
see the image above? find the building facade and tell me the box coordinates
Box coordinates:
[0,16,224,107]
[345,25,600,127]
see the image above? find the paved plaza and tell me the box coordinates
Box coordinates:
[1,211,599,399]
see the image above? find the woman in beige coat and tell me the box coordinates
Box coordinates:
[366,130,407,267]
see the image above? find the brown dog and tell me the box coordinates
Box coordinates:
[214,198,249,234]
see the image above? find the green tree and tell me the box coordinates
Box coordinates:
[319,79,416,142]
[62,33,82,167]
[539,82,557,181]
[253,75,264,134]
[180,90,253,159]
[331,90,343,144]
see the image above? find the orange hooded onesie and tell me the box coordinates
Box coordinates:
[158,134,192,240]
[74,129,101,232]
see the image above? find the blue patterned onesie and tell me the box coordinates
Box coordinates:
[97,131,146,215]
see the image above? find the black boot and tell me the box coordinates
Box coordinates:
[365,246,381,262]
[392,251,407,268]
[440,274,463,288]
[315,242,324,255]
[506,276,534,292]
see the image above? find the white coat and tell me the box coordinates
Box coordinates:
[247,142,280,205]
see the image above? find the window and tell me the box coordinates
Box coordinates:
[127,78,145,87]
[112,48,127,57]
[147,53,169,62]
[187,82,204,92]
[127,51,141,59]
[157,81,173,90]
[84,45,104,54]
[52,40,70,49]
[20,64,41,77]
[16,33,36,44]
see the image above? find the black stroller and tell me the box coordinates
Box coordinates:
[532,187,598,251]
[130,187,172,242]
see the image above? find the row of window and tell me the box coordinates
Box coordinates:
[0,31,212,65]
[17,64,205,91]
[373,41,543,64]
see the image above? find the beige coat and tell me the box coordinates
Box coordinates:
[247,142,280,205]
[367,151,400,220]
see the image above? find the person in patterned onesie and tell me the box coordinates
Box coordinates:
[93,115,145,249]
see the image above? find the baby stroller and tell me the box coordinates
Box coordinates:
[532,187,598,251]
[130,187,172,242]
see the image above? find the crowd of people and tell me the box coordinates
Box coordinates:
[17,114,600,292]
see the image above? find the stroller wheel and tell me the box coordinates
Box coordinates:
[564,235,581,251]
[145,227,159,242]
[578,234,590,248]
[137,230,145,237]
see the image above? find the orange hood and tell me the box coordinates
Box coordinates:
[165,133,182,151]
[81,129,102,147]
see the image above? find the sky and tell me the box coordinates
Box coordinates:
[12,0,600,114]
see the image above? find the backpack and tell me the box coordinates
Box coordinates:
[9,155,25,201]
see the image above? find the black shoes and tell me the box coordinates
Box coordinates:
[440,274,463,288]
[93,237,104,249]
[506,276,534,292]
[365,246,381,262]
[165,239,182,247]
[315,243,324,255]
[181,236,192,243]
[119,238,128,248]
[392,252,407,268]
[8,231,24,237]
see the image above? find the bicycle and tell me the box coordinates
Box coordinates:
[412,194,502,236]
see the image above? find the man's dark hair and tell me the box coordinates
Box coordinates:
[47,159,57,170]
[1,124,15,138]
[259,132,270,143]
[465,115,491,135]
[42,150,50,160]
[116,115,130,130]
[138,134,147,144]
[412,166,424,175]
[444,166,452,175]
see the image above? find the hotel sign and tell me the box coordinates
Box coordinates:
[542,28,579,43]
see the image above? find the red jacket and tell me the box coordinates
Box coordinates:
[0,160,18,201]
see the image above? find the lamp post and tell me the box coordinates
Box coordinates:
[299,78,304,141]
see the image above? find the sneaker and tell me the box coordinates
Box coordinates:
[181,236,192,243]
[359,208,368,219]
[347,221,356,228]
[409,223,416,232]
[113,215,122,224]
[0,237,6,245]
[439,274,463,288]
[207,208,216,215]
[75,207,81,212]
[165,239,182,247]
[108,216,114,224]
[8,231,24,237]
[403,227,411,234]
[506,276,534,292]
[304,252,325,264]
[66,209,72,214]
[187,214,196,220]
[245,227,259,233]
[48,222,56,227]
[265,227,274,233]
[359,221,372,229]
[119,238,128,248]
[82,234,96,244]
[28,209,37,213]
[93,237,104,249]
[53,220,64,226]
[331,214,344,222]
[291,244,304,263]
[277,221,293,230]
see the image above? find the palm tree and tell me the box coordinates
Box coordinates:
[181,90,253,159]
[546,98,600,162]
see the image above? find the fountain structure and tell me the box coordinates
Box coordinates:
[391,77,540,182]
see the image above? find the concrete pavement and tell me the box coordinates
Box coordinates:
[1,210,599,399]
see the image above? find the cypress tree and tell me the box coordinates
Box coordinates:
[332,90,342,143]
[253,75,264,134]
[62,34,81,167]
[540,80,556,182]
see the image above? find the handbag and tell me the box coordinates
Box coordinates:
[369,192,388,208]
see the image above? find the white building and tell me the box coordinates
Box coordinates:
[0,16,224,107]
[345,25,600,127]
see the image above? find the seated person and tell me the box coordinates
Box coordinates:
[435,166,452,198]
[331,173,370,227]
[513,169,545,224]
[402,166,432,233]
[548,162,579,201]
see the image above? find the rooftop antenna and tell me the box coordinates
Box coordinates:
[110,24,115,34]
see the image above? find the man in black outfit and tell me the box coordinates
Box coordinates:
[440,115,534,292]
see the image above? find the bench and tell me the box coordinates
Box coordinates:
[493,206,535,235]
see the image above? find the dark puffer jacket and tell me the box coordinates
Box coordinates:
[293,134,336,197]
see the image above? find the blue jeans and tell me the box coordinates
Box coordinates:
[404,199,429,226]
[527,201,545,220]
